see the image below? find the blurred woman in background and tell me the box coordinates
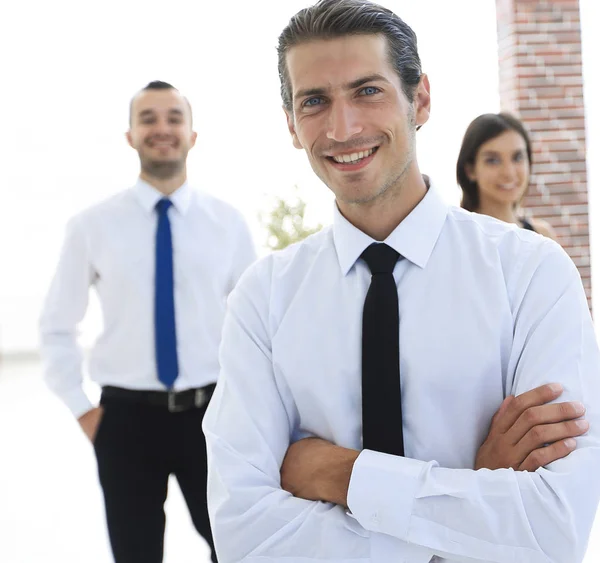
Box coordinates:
[457,112,557,240]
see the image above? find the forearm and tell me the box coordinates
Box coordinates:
[281,438,360,506]
[39,215,93,418]
[206,433,369,562]
[39,328,92,417]
[347,448,600,563]
[320,446,359,507]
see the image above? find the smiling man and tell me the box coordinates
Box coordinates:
[39,81,256,563]
[203,2,600,562]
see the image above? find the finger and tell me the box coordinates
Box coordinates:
[489,395,514,431]
[507,401,586,445]
[495,383,563,434]
[514,419,589,464]
[518,438,577,472]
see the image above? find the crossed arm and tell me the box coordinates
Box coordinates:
[281,383,589,508]
[204,250,600,563]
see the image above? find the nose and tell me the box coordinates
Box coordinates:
[326,100,363,143]
[499,160,517,182]
[152,118,172,136]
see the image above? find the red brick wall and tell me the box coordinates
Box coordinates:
[495,0,591,308]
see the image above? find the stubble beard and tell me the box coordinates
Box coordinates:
[140,156,186,181]
[340,119,417,207]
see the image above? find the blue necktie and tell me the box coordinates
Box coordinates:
[155,198,178,388]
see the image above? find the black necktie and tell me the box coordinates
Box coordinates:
[361,243,404,456]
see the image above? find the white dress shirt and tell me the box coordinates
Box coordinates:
[39,180,256,418]
[203,186,600,563]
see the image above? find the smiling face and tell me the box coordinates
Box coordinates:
[466,129,530,209]
[126,88,197,181]
[284,34,430,207]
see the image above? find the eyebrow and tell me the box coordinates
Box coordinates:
[480,148,526,157]
[138,109,155,119]
[294,73,389,101]
[137,108,184,119]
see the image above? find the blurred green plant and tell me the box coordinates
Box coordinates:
[260,187,323,250]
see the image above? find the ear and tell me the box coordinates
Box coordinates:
[464,162,477,182]
[189,130,198,149]
[284,106,303,150]
[125,130,134,148]
[414,74,431,129]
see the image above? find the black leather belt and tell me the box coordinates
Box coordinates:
[101,384,216,412]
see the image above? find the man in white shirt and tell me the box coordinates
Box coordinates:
[39,80,256,563]
[202,1,600,562]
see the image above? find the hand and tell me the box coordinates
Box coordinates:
[280,437,359,507]
[475,383,588,471]
[78,406,104,443]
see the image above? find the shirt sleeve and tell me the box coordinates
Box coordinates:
[347,241,600,563]
[203,258,371,563]
[39,215,95,418]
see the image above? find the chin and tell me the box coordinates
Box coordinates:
[334,186,380,206]
[489,190,522,205]
[506,194,524,206]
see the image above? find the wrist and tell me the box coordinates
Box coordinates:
[319,446,360,506]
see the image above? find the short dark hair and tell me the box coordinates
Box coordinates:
[456,113,533,212]
[277,0,422,111]
[143,80,176,90]
[129,80,193,125]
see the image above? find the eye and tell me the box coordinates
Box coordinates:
[484,156,500,165]
[359,86,381,96]
[303,97,323,108]
[514,152,525,163]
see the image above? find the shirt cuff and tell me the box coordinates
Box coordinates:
[58,386,94,419]
[347,449,428,540]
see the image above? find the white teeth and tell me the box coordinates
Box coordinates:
[150,139,174,147]
[332,147,375,164]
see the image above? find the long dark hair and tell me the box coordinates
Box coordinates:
[456,113,533,212]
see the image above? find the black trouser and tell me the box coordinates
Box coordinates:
[94,388,217,563]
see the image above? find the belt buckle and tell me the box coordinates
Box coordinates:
[168,391,186,413]
[194,388,207,408]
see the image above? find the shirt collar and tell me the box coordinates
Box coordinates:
[132,178,193,215]
[332,184,449,276]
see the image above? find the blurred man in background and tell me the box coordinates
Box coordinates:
[40,80,256,563]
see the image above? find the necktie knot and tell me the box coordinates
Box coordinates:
[156,198,173,216]
[361,243,400,275]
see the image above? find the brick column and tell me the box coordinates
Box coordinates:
[495,0,591,308]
